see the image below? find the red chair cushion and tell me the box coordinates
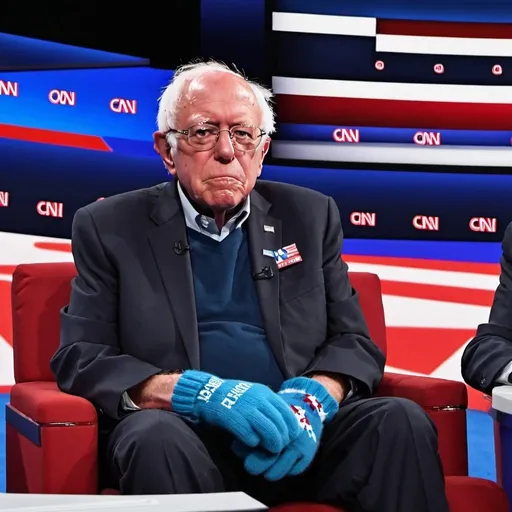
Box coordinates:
[378,372,467,408]
[348,272,387,355]
[11,263,76,383]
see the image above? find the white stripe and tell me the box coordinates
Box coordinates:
[272,76,512,103]
[279,388,307,395]
[346,261,499,291]
[376,34,512,57]
[429,340,472,383]
[0,231,73,265]
[382,295,490,329]
[0,336,14,386]
[384,365,427,377]
[271,141,512,168]
[272,12,376,37]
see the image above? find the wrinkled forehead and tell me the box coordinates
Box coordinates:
[176,72,262,127]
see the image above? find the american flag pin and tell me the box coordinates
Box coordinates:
[273,243,303,270]
[264,225,275,233]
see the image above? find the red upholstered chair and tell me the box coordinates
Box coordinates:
[5,263,509,512]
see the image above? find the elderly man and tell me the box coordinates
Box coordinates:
[51,60,449,512]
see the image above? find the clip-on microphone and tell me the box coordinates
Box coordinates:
[173,240,190,255]
[252,265,274,280]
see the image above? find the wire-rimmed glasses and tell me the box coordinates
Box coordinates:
[166,123,266,152]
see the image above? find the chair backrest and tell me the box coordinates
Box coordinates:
[11,262,77,383]
[348,271,387,355]
[10,263,387,383]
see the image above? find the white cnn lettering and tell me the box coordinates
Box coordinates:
[0,191,9,207]
[332,128,360,143]
[109,98,137,114]
[36,201,64,218]
[469,217,497,233]
[350,212,376,227]
[48,89,76,106]
[413,215,439,231]
[413,132,441,146]
[221,382,252,409]
[0,80,18,96]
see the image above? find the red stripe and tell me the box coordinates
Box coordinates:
[377,19,512,39]
[33,242,72,253]
[276,95,512,130]
[380,280,494,307]
[386,327,475,374]
[0,123,112,151]
[0,385,11,394]
[343,254,500,275]
[468,387,490,411]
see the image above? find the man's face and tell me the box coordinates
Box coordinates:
[154,72,270,213]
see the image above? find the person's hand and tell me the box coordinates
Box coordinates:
[232,377,339,480]
[171,370,303,453]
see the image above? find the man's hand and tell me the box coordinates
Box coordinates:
[310,372,350,403]
[128,373,182,410]
[171,370,303,453]
[232,376,339,481]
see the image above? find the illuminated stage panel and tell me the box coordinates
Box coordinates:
[271,141,512,167]
[0,123,111,151]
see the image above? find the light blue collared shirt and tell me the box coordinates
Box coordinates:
[177,181,250,242]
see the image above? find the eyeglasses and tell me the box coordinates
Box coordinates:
[166,123,266,152]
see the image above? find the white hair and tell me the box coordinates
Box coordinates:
[156,60,276,136]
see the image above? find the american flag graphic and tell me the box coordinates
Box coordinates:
[291,404,317,442]
[270,0,512,168]
[0,230,499,413]
[275,243,303,269]
[304,393,327,422]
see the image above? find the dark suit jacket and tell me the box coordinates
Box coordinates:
[50,180,385,421]
[462,221,512,393]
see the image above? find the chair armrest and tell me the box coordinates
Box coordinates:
[6,381,98,494]
[376,372,467,409]
[9,381,97,424]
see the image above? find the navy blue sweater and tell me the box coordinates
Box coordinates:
[187,227,284,390]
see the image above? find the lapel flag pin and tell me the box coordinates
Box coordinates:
[273,243,303,270]
[264,225,275,233]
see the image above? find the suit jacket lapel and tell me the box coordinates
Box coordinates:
[247,190,289,378]
[147,181,200,369]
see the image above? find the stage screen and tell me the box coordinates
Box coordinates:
[0,32,177,240]
[2,0,512,243]
[201,0,512,240]
[269,0,512,171]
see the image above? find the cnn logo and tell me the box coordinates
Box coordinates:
[0,80,18,97]
[110,98,137,114]
[413,132,441,146]
[0,191,9,207]
[469,217,497,233]
[413,215,439,231]
[48,89,76,106]
[350,212,376,227]
[333,128,360,143]
[37,201,64,218]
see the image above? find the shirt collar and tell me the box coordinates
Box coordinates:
[177,181,250,242]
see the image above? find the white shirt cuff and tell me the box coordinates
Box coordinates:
[121,391,141,411]
[496,361,512,385]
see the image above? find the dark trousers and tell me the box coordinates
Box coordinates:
[104,396,449,512]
